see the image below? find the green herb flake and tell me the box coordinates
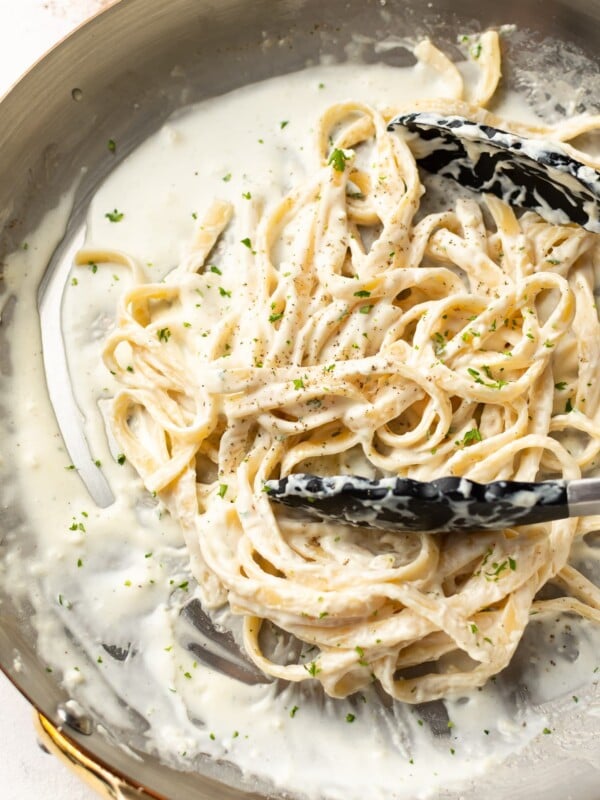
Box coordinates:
[242,191,252,200]
[508,557,517,571]
[280,120,289,129]
[346,713,356,723]
[293,378,305,390]
[219,287,232,298]
[328,148,351,172]
[359,304,374,314]
[542,727,552,735]
[566,397,574,413]
[184,671,192,679]
[218,483,228,498]
[353,290,371,298]
[241,237,253,249]
[117,453,126,465]
[209,265,222,275]
[157,327,171,342]
[105,209,124,223]
[470,623,479,634]
[457,428,482,447]
[555,381,567,390]
[269,311,284,323]
[222,173,232,182]
[77,558,83,568]
[304,660,321,677]
[107,138,116,153]
[178,581,189,591]
[432,332,446,354]
[290,705,299,718]
[71,277,78,286]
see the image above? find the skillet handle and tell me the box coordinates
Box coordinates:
[34,713,156,800]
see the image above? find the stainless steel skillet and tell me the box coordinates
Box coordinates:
[2,1,600,799]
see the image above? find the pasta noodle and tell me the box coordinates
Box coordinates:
[79,32,600,703]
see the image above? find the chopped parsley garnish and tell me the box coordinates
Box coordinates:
[431,332,446,355]
[293,378,305,390]
[359,304,374,314]
[209,265,222,275]
[470,623,479,634]
[269,312,284,323]
[178,581,189,591]
[242,191,252,199]
[117,453,126,465]
[304,660,321,677]
[241,237,253,249]
[484,560,509,581]
[280,120,289,129]
[565,397,574,413]
[219,287,232,298]
[353,290,371,298]
[105,209,124,222]
[456,428,482,447]
[222,173,232,182]
[471,42,482,59]
[107,138,116,153]
[542,727,552,735]
[467,366,507,390]
[290,705,299,718]
[328,148,351,172]
[218,483,228,498]
[157,327,171,342]
[346,713,356,723]
[508,557,517,571]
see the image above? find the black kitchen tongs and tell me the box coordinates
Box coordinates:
[265,114,600,532]
[264,475,600,533]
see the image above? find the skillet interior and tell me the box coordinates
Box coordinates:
[1,0,600,797]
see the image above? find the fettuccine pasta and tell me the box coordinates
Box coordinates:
[79,32,600,702]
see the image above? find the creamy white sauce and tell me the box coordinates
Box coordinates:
[2,60,600,800]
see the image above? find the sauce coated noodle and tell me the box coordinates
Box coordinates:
[77,32,600,703]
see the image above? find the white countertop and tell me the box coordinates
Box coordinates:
[0,6,111,798]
